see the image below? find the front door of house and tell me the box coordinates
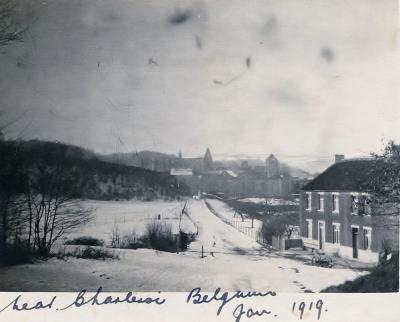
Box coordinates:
[318,222,325,250]
[352,227,359,259]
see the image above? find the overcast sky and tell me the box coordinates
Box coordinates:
[0,0,398,172]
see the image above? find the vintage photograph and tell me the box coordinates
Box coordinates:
[0,0,398,293]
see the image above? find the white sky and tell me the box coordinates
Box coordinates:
[0,0,398,172]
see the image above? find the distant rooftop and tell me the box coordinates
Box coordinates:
[219,169,238,178]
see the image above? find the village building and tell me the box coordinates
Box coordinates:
[300,156,399,263]
[171,149,303,198]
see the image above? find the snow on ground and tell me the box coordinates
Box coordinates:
[188,199,261,254]
[238,197,298,206]
[205,199,263,241]
[0,199,368,292]
[64,200,197,244]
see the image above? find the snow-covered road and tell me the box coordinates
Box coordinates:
[0,199,368,292]
[188,199,262,255]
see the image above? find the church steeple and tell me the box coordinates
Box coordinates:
[203,147,214,171]
[265,154,280,178]
[178,150,183,167]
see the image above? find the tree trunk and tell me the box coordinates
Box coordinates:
[0,197,9,256]
[26,188,33,252]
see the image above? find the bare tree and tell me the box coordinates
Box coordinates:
[25,155,93,256]
[358,141,400,228]
[370,142,400,253]
[371,141,400,205]
[261,211,298,243]
[233,209,245,222]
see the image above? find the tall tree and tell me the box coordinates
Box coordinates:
[24,144,93,256]
[368,141,400,253]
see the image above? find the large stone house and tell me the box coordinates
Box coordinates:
[300,157,399,263]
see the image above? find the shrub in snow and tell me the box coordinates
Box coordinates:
[143,221,177,252]
[65,236,105,247]
[77,246,118,260]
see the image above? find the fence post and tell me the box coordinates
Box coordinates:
[201,245,204,258]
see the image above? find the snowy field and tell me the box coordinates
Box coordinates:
[63,200,197,245]
[0,199,368,292]
[238,197,299,206]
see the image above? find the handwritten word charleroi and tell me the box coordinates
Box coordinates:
[0,287,326,322]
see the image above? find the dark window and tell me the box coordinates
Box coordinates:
[363,228,371,250]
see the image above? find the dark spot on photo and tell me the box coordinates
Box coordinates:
[320,47,335,62]
[148,58,159,66]
[195,35,202,49]
[169,8,191,25]
[246,56,251,69]
[264,15,278,37]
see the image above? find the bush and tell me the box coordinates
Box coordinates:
[110,223,122,248]
[107,221,196,253]
[65,236,105,247]
[143,221,177,252]
[120,230,145,249]
[52,245,118,260]
[261,212,298,243]
[76,246,118,260]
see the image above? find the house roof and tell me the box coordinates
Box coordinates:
[219,169,238,178]
[302,158,383,192]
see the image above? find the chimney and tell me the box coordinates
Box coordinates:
[335,154,345,163]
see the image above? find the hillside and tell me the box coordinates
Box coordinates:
[0,140,189,200]
[102,151,181,171]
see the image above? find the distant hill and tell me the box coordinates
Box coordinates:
[0,140,189,200]
[101,151,181,172]
[102,151,206,174]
